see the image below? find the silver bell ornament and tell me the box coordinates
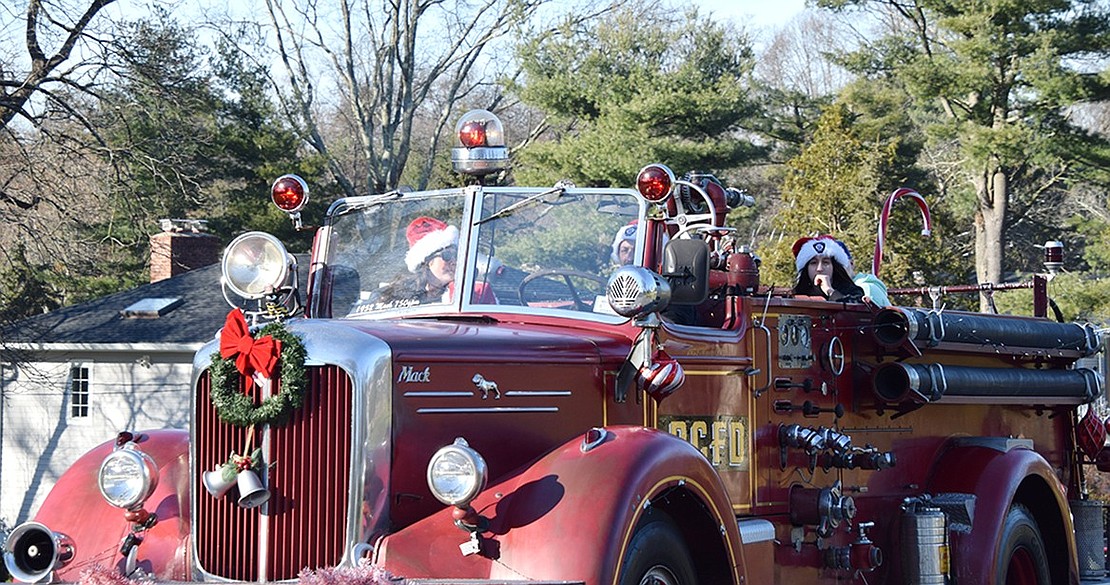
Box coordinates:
[202,468,236,498]
[236,469,271,508]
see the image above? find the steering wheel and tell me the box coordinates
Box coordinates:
[518,270,607,311]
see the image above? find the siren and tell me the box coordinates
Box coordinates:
[2,522,75,583]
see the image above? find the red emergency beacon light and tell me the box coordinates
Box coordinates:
[271,174,309,213]
[451,109,508,177]
[636,163,675,203]
[458,120,490,148]
[271,174,309,230]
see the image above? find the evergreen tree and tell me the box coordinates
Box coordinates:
[511,4,765,187]
[63,13,323,302]
[825,0,1110,308]
[761,104,956,295]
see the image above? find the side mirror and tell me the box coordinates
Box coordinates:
[662,239,708,305]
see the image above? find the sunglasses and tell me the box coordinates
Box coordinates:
[430,247,457,263]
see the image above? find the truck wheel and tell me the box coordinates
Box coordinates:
[619,510,697,585]
[996,504,1051,585]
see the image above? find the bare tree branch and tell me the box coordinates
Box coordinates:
[229,0,603,195]
[2,0,117,130]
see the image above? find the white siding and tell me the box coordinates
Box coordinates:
[1,349,194,524]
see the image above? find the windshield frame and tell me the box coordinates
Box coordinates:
[309,185,645,324]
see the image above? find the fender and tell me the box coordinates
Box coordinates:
[924,439,1077,585]
[374,425,744,584]
[28,429,191,581]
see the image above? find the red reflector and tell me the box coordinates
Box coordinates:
[636,165,674,202]
[459,120,488,148]
[271,175,308,212]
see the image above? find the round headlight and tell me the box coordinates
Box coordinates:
[222,232,291,299]
[426,438,487,507]
[98,446,158,509]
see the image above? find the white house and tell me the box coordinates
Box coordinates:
[0,222,224,525]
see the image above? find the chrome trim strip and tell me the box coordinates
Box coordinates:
[404,390,571,398]
[259,380,272,582]
[416,407,559,414]
[403,391,475,397]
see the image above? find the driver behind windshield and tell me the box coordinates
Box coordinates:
[367,217,497,308]
[611,220,638,266]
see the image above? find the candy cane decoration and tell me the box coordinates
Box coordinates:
[873,187,932,276]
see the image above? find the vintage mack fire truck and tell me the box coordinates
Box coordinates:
[5,109,1110,585]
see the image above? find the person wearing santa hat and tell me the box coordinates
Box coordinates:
[792,235,865,302]
[611,221,639,266]
[370,216,497,307]
[404,215,459,294]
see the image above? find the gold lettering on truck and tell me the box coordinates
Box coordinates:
[661,415,750,471]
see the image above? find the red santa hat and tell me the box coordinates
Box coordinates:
[405,217,459,272]
[792,235,851,272]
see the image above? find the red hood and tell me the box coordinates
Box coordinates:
[331,316,632,363]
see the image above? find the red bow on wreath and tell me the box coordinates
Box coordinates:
[220,309,281,381]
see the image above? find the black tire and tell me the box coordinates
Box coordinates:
[995,504,1051,585]
[618,510,697,585]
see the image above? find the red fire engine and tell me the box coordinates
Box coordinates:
[4,109,1110,584]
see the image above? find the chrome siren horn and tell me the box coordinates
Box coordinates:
[3,522,75,583]
[606,266,671,318]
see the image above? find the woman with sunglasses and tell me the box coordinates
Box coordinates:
[370,216,496,307]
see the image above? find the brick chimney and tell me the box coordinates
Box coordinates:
[150,219,220,283]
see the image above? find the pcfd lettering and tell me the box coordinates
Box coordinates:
[664,415,749,471]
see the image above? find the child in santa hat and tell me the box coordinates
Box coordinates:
[791,236,866,302]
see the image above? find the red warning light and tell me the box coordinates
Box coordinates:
[636,165,675,203]
[459,120,488,148]
[271,175,308,213]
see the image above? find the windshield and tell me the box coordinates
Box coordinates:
[316,186,644,319]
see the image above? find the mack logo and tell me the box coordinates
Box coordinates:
[660,414,749,471]
[398,366,431,383]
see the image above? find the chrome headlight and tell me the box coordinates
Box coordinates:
[426,438,487,507]
[97,445,158,509]
[222,232,291,299]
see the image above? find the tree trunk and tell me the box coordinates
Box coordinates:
[974,168,1007,311]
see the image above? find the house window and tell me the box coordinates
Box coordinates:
[69,365,90,418]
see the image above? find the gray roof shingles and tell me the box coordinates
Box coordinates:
[2,263,229,345]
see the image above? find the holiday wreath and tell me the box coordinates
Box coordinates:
[209,309,307,427]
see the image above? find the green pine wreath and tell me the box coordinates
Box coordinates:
[209,323,308,427]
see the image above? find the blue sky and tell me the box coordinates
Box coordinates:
[694,0,807,29]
